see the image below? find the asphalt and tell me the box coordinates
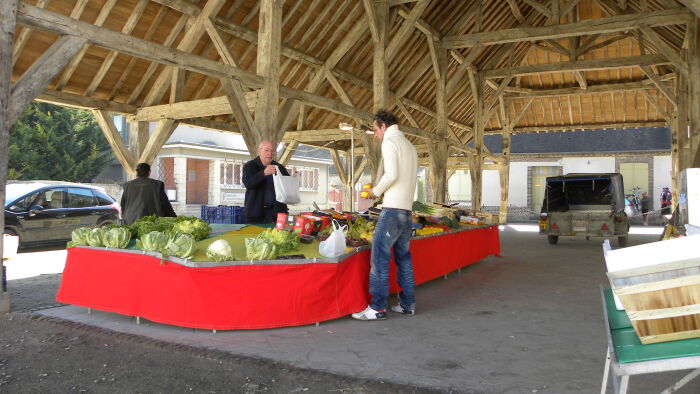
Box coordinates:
[12,224,700,393]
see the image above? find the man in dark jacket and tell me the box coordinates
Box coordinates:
[242,140,290,224]
[120,162,176,225]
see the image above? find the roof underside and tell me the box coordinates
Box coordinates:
[11,0,692,156]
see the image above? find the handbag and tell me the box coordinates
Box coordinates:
[272,166,301,205]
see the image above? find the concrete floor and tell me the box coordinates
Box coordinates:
[36,225,700,393]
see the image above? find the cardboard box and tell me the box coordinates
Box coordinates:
[293,216,315,235]
[460,215,482,225]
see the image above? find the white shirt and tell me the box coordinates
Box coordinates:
[373,125,418,211]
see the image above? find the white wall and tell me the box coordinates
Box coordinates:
[653,155,672,210]
[481,170,501,206]
[562,157,616,174]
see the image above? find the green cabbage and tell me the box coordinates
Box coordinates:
[172,218,211,241]
[135,231,171,253]
[86,227,106,247]
[245,237,276,260]
[165,233,197,259]
[103,227,131,249]
[206,239,232,263]
[243,229,299,260]
[67,227,91,248]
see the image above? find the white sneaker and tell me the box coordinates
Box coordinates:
[390,304,415,315]
[351,305,386,320]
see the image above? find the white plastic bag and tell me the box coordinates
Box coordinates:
[273,166,301,205]
[319,220,347,258]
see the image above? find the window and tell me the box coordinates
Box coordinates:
[7,192,39,213]
[220,161,244,188]
[67,188,97,208]
[93,190,115,206]
[287,166,319,191]
[38,188,65,210]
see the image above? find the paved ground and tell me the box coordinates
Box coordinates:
[3,225,699,393]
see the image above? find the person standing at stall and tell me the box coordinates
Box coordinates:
[120,162,176,225]
[352,110,418,321]
[242,140,290,224]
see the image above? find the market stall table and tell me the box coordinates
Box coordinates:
[56,225,500,330]
[601,288,700,394]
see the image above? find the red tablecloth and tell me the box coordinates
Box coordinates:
[56,226,500,329]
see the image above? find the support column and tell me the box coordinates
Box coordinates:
[364,0,388,183]
[427,44,449,204]
[128,117,149,163]
[469,71,484,210]
[498,99,511,224]
[689,17,700,166]
[255,0,283,146]
[0,0,18,314]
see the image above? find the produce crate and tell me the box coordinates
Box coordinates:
[200,205,244,224]
[605,235,700,344]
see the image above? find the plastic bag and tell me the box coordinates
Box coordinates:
[273,166,301,205]
[319,220,347,257]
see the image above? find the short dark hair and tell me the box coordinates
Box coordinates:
[374,110,398,128]
[136,162,151,177]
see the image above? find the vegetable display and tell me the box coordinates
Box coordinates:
[86,227,106,247]
[103,227,131,249]
[135,231,171,254]
[206,239,232,263]
[165,233,197,259]
[245,229,300,260]
[130,216,211,241]
[67,227,92,248]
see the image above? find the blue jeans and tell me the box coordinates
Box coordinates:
[369,208,415,311]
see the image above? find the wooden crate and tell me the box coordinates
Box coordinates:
[608,258,700,344]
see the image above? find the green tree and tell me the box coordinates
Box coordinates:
[9,103,114,182]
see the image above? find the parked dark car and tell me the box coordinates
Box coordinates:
[3,183,120,248]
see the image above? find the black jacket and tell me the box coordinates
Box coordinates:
[242,157,289,219]
[120,177,176,225]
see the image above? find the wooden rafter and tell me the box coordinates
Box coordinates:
[10,35,87,125]
[92,110,136,175]
[442,8,691,48]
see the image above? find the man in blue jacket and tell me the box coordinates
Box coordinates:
[242,140,290,224]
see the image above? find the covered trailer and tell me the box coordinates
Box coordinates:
[539,173,630,246]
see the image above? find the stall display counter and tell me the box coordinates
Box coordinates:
[56,225,500,330]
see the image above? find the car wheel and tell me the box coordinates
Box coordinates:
[3,228,21,249]
[618,235,628,247]
[547,235,558,245]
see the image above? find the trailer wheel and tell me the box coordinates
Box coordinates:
[618,235,628,247]
[547,235,559,245]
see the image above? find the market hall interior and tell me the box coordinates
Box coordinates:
[36,224,691,394]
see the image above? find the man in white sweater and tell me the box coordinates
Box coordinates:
[352,110,418,321]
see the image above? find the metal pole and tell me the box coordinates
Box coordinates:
[350,129,354,212]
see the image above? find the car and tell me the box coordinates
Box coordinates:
[4,183,120,248]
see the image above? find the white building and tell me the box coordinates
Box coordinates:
[97,121,333,217]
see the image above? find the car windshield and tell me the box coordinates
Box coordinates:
[4,183,46,207]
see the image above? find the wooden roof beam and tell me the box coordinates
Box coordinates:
[595,0,689,77]
[442,8,692,48]
[36,89,137,114]
[9,35,87,125]
[483,54,670,78]
[504,79,673,98]
[678,1,700,17]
